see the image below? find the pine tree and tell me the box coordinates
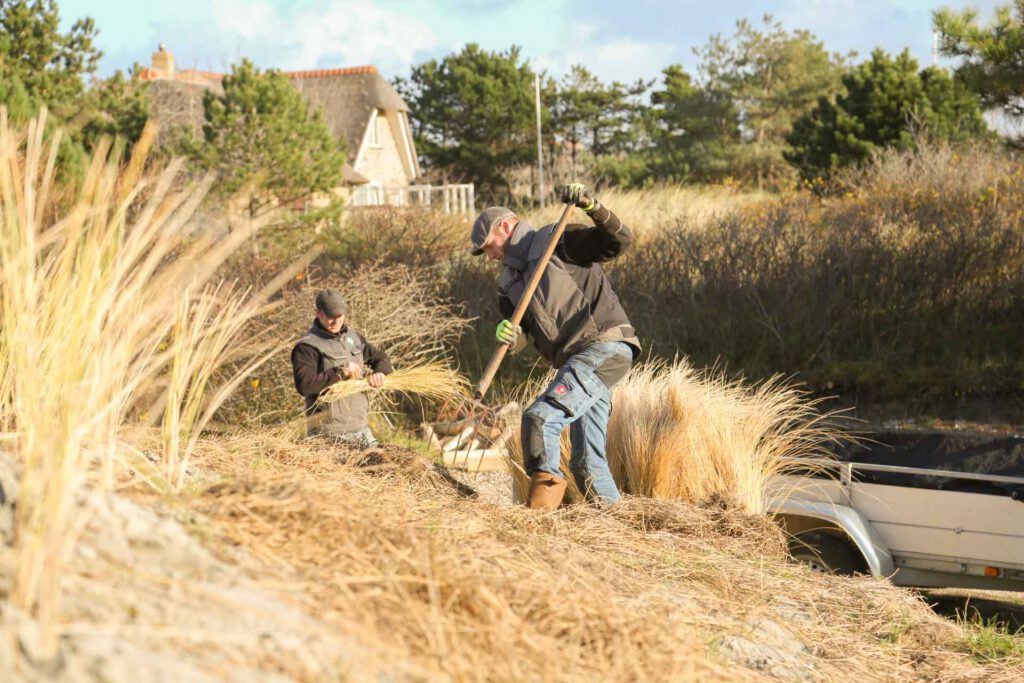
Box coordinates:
[785,49,989,181]
[934,1,1024,142]
[395,44,535,200]
[187,59,347,218]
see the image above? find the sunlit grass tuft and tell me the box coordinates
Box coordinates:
[505,359,842,513]
[0,108,291,659]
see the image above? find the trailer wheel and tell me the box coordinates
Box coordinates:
[788,531,863,575]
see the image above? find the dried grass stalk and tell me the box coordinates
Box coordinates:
[318,362,469,406]
[0,108,293,658]
[505,359,842,513]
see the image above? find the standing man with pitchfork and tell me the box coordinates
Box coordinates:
[470,183,640,509]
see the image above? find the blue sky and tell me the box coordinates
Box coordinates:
[63,0,1005,83]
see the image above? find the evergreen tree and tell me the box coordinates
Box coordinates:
[549,65,651,186]
[934,1,1024,141]
[696,16,849,187]
[0,0,147,179]
[187,59,347,218]
[79,69,150,154]
[647,64,740,182]
[785,49,989,181]
[396,44,535,199]
[0,0,101,117]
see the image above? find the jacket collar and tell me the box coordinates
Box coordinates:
[502,219,535,271]
[310,318,348,339]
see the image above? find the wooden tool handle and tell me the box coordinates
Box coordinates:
[474,201,579,400]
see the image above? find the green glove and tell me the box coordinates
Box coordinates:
[495,319,522,345]
[558,182,597,212]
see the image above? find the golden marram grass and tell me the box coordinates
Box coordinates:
[506,359,842,513]
[0,108,289,659]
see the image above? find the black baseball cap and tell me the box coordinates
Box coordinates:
[315,288,347,317]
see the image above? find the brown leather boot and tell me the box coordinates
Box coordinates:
[526,472,567,510]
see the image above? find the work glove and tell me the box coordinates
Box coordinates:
[558,183,597,212]
[495,319,522,346]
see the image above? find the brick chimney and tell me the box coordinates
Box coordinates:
[151,44,174,78]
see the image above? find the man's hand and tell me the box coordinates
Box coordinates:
[558,182,596,212]
[367,372,386,389]
[495,319,521,346]
[339,361,363,380]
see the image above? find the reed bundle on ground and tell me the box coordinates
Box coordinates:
[506,359,841,513]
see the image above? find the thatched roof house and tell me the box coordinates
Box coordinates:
[139,46,421,189]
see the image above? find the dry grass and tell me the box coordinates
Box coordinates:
[0,110,291,658]
[136,432,1024,682]
[505,360,842,514]
[522,184,769,239]
[318,362,469,405]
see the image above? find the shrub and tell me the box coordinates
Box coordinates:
[612,142,1024,406]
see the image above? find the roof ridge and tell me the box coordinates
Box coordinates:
[177,69,225,81]
[285,65,377,79]
[138,65,380,83]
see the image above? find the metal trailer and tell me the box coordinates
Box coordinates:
[769,462,1024,591]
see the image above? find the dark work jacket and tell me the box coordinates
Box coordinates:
[497,203,640,368]
[291,320,393,435]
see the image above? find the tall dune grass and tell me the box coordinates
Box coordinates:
[522,184,769,238]
[0,109,285,658]
[506,359,841,513]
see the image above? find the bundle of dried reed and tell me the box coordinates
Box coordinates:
[318,362,469,405]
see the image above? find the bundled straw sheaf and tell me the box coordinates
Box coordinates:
[0,109,295,659]
[318,362,469,406]
[507,359,841,513]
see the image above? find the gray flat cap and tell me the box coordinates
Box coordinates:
[470,206,516,255]
[315,288,347,317]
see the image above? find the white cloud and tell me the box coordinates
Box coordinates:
[206,0,439,73]
[535,36,677,84]
[211,0,279,41]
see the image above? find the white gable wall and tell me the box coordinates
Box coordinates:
[354,109,412,188]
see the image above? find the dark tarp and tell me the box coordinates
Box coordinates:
[826,430,1024,499]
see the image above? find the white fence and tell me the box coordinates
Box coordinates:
[349,183,475,215]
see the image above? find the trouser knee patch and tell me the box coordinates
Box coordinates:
[521,405,552,469]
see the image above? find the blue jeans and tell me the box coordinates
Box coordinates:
[521,342,633,505]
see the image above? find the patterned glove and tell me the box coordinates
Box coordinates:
[558,183,597,212]
[495,319,522,346]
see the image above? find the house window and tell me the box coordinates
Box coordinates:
[368,110,383,148]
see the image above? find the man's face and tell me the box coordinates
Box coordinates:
[481,219,516,262]
[316,309,346,334]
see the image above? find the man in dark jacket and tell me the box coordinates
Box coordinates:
[471,183,640,509]
[291,288,393,446]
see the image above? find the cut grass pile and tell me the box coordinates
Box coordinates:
[145,434,1023,682]
[506,360,842,514]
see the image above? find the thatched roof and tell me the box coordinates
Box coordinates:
[288,67,407,153]
[142,65,408,160]
[145,79,222,139]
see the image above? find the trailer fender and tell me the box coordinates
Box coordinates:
[770,498,895,578]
